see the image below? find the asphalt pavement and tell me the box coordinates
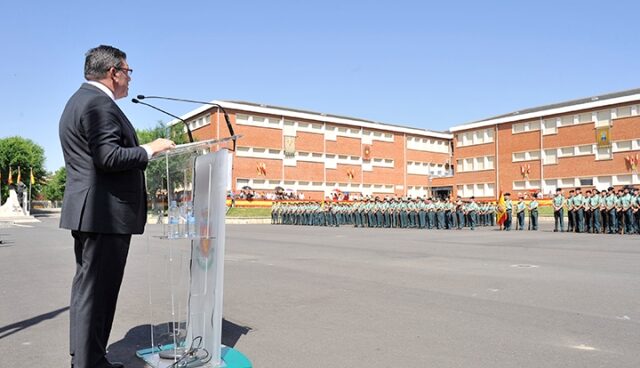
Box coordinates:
[0,217,638,367]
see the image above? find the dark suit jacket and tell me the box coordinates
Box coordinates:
[59,83,148,234]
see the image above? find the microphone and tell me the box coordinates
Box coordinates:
[132,98,194,143]
[137,94,236,150]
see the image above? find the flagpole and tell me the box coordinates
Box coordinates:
[28,181,32,215]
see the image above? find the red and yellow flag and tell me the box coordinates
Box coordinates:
[8,166,13,185]
[17,166,21,184]
[30,167,35,185]
[496,190,507,226]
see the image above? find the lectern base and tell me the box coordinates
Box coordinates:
[136,344,252,368]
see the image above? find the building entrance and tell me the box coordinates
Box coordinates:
[431,186,452,200]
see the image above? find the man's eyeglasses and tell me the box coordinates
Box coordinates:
[115,67,133,76]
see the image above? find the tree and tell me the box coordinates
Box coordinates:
[136,121,189,146]
[137,122,191,212]
[42,167,66,201]
[0,136,46,201]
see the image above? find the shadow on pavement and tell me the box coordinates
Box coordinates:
[107,319,251,367]
[0,306,69,340]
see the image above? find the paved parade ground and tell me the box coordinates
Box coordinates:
[1,216,639,368]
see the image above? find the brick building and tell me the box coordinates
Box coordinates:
[172,88,640,200]
[450,88,640,199]
[177,101,454,200]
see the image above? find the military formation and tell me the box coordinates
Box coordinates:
[271,186,640,234]
[550,186,640,234]
[271,197,495,230]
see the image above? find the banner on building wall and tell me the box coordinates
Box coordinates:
[256,162,267,176]
[284,136,296,157]
[596,127,611,148]
[362,145,371,160]
[347,168,356,180]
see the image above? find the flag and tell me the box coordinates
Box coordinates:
[496,190,507,226]
[17,166,21,183]
[30,167,35,185]
[8,166,13,185]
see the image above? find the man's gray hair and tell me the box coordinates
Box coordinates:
[84,45,127,80]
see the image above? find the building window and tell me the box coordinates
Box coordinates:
[560,115,574,127]
[457,128,494,147]
[513,151,540,162]
[559,147,575,157]
[615,175,632,185]
[595,146,612,160]
[543,149,557,165]
[513,181,526,190]
[577,113,592,124]
[595,110,610,128]
[559,178,576,188]
[512,123,526,134]
[579,178,594,186]
[577,145,593,156]
[613,140,632,152]
[617,106,632,118]
[512,121,540,134]
[513,152,526,162]
[486,156,495,170]
[542,118,557,135]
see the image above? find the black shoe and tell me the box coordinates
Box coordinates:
[107,363,124,368]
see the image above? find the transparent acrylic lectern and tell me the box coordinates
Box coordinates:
[136,137,251,368]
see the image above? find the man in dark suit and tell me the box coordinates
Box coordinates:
[59,45,175,368]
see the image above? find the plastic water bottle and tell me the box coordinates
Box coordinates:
[168,200,179,238]
[187,202,196,238]
[178,202,187,237]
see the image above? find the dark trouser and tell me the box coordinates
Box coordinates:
[70,231,131,368]
[585,210,592,233]
[445,211,453,229]
[468,211,476,229]
[576,208,584,233]
[517,211,525,230]
[624,209,634,234]
[568,210,575,232]
[530,210,538,230]
[617,211,624,233]
[456,211,464,229]
[436,211,445,229]
[400,211,408,228]
[427,212,435,229]
[608,208,617,233]
[504,210,512,230]
[376,211,384,228]
[409,211,417,228]
[418,211,426,228]
[554,209,564,231]
[592,209,600,233]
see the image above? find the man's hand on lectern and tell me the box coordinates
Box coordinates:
[143,138,176,158]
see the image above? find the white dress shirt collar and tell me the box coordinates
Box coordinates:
[86,81,115,101]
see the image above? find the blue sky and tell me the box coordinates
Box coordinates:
[2,1,639,171]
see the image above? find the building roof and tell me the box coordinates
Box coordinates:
[449,88,640,132]
[167,100,453,139]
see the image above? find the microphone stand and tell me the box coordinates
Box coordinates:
[136,95,236,151]
[131,98,194,143]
